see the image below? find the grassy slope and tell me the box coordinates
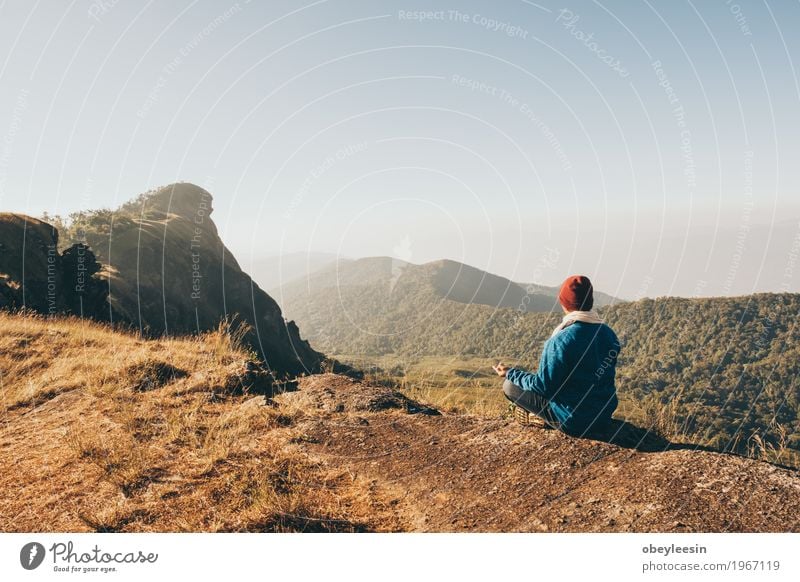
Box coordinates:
[0,312,398,532]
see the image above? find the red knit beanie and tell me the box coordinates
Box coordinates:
[558,275,594,311]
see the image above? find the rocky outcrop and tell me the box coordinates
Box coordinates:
[0,213,108,318]
[1,184,325,376]
[81,183,324,376]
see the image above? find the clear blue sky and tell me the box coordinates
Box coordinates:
[0,0,798,298]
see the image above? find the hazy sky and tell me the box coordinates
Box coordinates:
[0,0,798,299]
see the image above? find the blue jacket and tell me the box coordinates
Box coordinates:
[506,321,620,434]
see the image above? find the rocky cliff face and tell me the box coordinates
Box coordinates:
[0,213,108,318]
[88,183,324,375]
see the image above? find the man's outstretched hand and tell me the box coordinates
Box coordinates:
[493,362,510,377]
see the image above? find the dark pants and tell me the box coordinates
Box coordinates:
[503,379,561,429]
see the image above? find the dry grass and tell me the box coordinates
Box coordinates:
[636,392,688,442]
[747,424,795,467]
[347,354,511,417]
[0,312,204,407]
[0,312,401,532]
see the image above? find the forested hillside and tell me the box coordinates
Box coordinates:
[605,295,800,454]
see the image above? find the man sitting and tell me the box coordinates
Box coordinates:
[493,275,620,436]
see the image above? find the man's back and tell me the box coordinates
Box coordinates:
[546,321,620,434]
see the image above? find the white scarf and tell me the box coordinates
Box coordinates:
[550,310,604,337]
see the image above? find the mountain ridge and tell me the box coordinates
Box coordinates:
[270,254,620,311]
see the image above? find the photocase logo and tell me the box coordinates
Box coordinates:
[20,542,46,570]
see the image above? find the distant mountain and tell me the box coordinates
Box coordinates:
[430,259,559,311]
[248,251,340,291]
[274,256,575,311]
[273,256,620,354]
[515,280,620,308]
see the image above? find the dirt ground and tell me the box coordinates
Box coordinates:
[280,374,800,532]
